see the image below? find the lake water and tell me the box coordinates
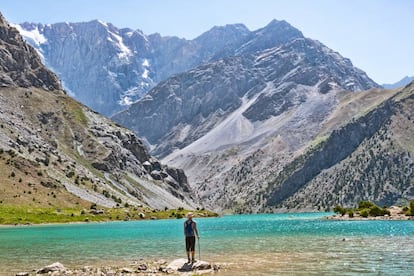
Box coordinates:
[1,213,414,275]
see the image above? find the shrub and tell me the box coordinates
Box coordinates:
[368,206,384,217]
[333,205,347,216]
[358,201,375,210]
[360,210,369,217]
[66,171,75,178]
[410,200,414,216]
[347,210,354,218]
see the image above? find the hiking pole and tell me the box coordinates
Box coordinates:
[198,236,201,261]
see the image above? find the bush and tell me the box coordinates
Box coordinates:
[333,205,347,216]
[360,210,369,218]
[368,206,384,217]
[347,210,354,218]
[176,213,184,219]
[358,201,375,210]
[410,200,414,216]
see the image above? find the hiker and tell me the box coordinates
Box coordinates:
[184,212,199,263]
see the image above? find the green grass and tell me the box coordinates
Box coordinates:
[0,205,218,225]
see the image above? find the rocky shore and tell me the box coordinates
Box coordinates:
[15,259,220,276]
[326,206,413,220]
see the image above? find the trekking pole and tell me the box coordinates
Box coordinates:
[198,236,201,261]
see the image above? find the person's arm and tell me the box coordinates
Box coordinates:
[184,221,186,236]
[193,222,199,238]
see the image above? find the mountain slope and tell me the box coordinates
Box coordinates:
[113,37,378,157]
[264,82,414,212]
[0,12,196,210]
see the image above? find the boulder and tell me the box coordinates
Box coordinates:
[36,262,66,274]
[121,267,134,273]
[166,258,213,273]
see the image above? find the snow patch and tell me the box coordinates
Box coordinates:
[142,59,150,67]
[12,23,47,46]
[98,20,108,27]
[142,69,149,79]
[108,30,131,59]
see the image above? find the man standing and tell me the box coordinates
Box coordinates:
[184,212,199,263]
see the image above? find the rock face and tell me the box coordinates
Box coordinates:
[16,19,304,116]
[0,14,61,91]
[0,12,196,210]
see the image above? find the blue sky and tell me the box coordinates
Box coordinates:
[1,0,412,84]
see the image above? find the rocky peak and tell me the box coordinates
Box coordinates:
[236,19,304,54]
[0,12,61,91]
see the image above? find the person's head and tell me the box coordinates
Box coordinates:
[186,212,193,220]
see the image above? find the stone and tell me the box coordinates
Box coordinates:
[15,273,29,276]
[120,267,134,273]
[166,258,213,273]
[36,262,66,274]
[136,263,148,271]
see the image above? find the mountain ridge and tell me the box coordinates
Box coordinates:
[17,19,308,116]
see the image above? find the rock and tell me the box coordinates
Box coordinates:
[166,258,213,273]
[136,263,148,271]
[121,267,134,273]
[15,273,29,276]
[36,262,66,274]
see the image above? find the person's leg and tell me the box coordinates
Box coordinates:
[190,236,196,262]
[185,237,191,263]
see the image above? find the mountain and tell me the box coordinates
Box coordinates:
[112,28,387,212]
[382,76,414,89]
[0,12,196,210]
[113,37,378,157]
[15,19,304,116]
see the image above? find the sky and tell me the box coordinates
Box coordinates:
[1,0,413,84]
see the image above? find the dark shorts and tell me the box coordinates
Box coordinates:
[185,236,196,251]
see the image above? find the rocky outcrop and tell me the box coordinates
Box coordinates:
[0,13,61,91]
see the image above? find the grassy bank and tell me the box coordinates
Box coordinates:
[0,205,218,225]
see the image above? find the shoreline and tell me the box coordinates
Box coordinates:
[325,206,413,221]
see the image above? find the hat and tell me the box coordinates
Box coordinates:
[186,212,193,218]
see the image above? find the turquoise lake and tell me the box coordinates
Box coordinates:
[1,212,414,275]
